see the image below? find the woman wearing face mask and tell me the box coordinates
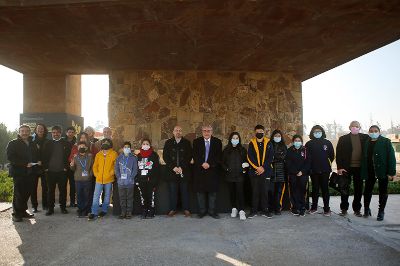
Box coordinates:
[115,142,138,219]
[305,125,335,216]
[286,135,310,216]
[270,129,287,215]
[88,138,118,221]
[222,132,249,220]
[136,139,160,219]
[361,125,396,221]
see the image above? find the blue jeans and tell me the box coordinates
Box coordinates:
[168,181,189,211]
[75,181,92,214]
[91,182,112,215]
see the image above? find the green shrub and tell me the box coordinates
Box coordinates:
[328,180,400,196]
[0,171,13,202]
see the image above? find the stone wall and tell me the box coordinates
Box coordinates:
[109,70,302,150]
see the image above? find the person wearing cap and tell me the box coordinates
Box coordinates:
[7,124,40,222]
[88,138,118,221]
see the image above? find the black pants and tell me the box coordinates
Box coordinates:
[310,173,330,212]
[364,170,388,211]
[112,180,121,215]
[46,171,67,210]
[289,175,308,211]
[228,181,244,211]
[66,169,76,205]
[272,181,285,211]
[137,181,156,211]
[340,167,363,212]
[197,192,217,214]
[12,175,33,218]
[250,176,272,213]
[31,174,48,209]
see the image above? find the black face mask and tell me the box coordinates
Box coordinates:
[78,147,87,153]
[101,144,110,150]
[256,133,264,139]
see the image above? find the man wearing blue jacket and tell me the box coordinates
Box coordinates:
[247,125,274,218]
[115,142,138,219]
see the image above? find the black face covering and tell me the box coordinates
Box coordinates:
[101,144,110,150]
[256,133,264,139]
[78,147,87,153]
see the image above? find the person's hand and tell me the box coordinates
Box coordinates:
[256,166,265,175]
[63,168,67,172]
[242,162,249,168]
[37,161,42,166]
[70,160,75,167]
[27,163,33,168]
[337,169,347,175]
[297,171,303,176]
[177,167,183,174]
[45,169,49,172]
[173,167,180,174]
[202,163,210,169]
[388,175,396,181]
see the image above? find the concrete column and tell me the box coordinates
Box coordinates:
[21,73,84,133]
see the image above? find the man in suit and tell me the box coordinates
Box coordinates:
[192,125,222,219]
[336,120,369,217]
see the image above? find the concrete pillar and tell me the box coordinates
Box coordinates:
[21,74,84,134]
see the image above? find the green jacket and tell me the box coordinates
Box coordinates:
[361,136,396,180]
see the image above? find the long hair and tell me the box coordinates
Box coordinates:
[34,123,48,139]
[224,132,243,153]
[270,129,286,145]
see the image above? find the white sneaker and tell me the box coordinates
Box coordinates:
[239,210,246,220]
[231,208,238,218]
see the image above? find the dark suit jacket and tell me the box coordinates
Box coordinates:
[192,136,222,192]
[162,137,193,182]
[336,133,369,171]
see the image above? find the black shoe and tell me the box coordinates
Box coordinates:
[141,209,147,219]
[45,209,54,216]
[61,208,68,214]
[377,210,385,221]
[32,208,39,213]
[88,213,96,221]
[197,212,207,219]
[118,214,125,219]
[291,210,300,216]
[98,211,106,217]
[210,213,220,219]
[354,211,363,217]
[363,208,371,218]
[274,210,281,215]
[299,210,305,217]
[12,216,23,222]
[147,209,155,219]
[262,211,272,219]
[22,211,34,218]
[339,210,347,216]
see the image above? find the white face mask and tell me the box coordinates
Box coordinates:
[123,147,131,155]
[142,144,150,151]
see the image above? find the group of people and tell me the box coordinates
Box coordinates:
[6,120,396,223]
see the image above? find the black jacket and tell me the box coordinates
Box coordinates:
[32,135,48,175]
[136,151,160,186]
[192,136,222,192]
[222,145,247,182]
[336,133,369,171]
[162,137,193,182]
[286,146,310,176]
[305,138,335,174]
[6,136,40,177]
[42,139,70,171]
[271,142,287,182]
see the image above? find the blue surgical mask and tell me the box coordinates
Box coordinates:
[293,141,302,149]
[123,147,131,155]
[313,132,322,139]
[273,137,281,143]
[231,139,239,146]
[369,132,380,139]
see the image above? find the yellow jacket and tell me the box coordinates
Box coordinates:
[93,149,118,184]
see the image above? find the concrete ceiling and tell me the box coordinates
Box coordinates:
[1,0,400,81]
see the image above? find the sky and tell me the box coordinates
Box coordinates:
[0,39,399,132]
